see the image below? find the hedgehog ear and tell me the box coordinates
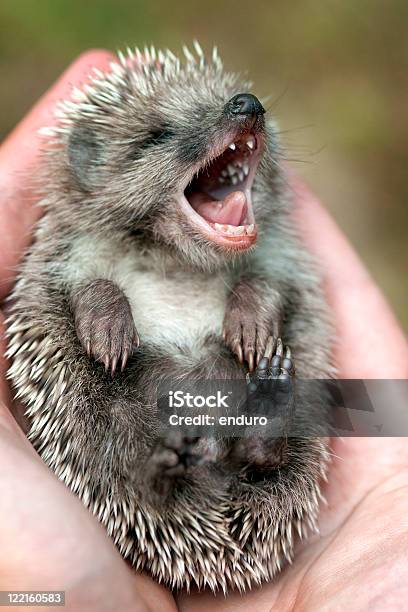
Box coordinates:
[68,122,105,191]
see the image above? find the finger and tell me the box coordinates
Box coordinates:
[0,49,114,300]
[291,176,408,377]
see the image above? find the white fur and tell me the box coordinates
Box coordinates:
[63,235,229,353]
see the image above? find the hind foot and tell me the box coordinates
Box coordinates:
[144,431,202,500]
[249,335,294,385]
[226,337,294,471]
[246,335,295,413]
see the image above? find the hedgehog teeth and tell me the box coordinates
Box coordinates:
[182,120,262,245]
[212,223,255,236]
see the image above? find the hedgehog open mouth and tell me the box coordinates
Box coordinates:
[182,131,261,249]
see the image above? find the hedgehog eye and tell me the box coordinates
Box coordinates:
[141,126,175,149]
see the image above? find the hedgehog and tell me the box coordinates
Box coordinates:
[5,43,333,593]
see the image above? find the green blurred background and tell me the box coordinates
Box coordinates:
[1,0,407,329]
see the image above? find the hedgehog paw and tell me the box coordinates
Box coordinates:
[72,279,139,375]
[145,431,202,498]
[222,311,273,373]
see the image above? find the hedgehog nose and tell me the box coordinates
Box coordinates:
[225,93,265,118]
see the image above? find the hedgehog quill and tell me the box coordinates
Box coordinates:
[5,43,333,592]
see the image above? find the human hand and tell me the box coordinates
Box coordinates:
[1,50,407,612]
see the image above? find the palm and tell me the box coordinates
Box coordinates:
[0,51,406,611]
[177,438,408,610]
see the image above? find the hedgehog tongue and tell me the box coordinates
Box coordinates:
[189,190,248,226]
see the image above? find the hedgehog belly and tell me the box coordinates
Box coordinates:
[121,266,229,356]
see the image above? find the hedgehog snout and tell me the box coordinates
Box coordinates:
[224,93,265,126]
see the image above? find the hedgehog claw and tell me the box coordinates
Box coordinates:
[111,356,118,375]
[247,349,255,372]
[263,335,276,360]
[121,349,129,371]
[235,343,244,363]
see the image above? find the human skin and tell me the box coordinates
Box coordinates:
[0,51,407,612]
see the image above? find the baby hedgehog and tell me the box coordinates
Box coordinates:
[5,43,333,592]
